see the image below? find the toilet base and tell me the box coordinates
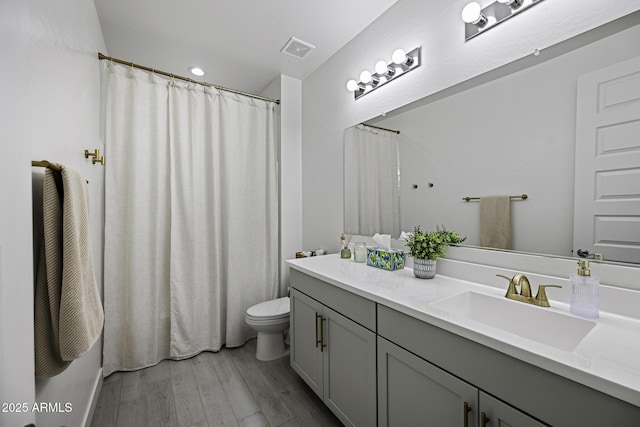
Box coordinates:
[256,331,289,361]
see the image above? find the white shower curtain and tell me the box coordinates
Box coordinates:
[344,124,401,237]
[103,63,279,376]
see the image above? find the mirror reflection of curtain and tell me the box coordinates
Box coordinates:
[344,124,401,237]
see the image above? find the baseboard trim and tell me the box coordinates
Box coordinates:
[83,368,103,427]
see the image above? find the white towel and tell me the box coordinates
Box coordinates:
[479,195,511,250]
[34,164,104,377]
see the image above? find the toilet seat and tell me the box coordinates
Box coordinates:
[246,296,290,321]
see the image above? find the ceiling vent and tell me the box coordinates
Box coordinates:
[280,37,315,60]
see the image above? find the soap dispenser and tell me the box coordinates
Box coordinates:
[570,260,599,319]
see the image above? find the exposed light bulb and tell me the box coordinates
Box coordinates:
[360,70,372,84]
[461,2,486,25]
[375,60,388,75]
[497,0,522,5]
[188,66,206,77]
[346,79,359,92]
[392,49,407,65]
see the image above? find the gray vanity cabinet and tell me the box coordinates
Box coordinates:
[378,336,478,427]
[290,289,324,396]
[290,270,377,427]
[378,336,545,427]
[378,337,545,427]
[478,392,546,427]
[289,267,640,426]
[378,304,640,426]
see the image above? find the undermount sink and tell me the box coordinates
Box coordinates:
[431,291,596,351]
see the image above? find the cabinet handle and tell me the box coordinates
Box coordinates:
[319,315,326,352]
[315,313,321,348]
[463,401,471,427]
[481,412,490,427]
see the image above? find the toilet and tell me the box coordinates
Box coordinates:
[245,296,290,361]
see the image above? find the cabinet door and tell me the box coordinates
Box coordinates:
[479,392,546,427]
[323,306,377,427]
[290,288,324,398]
[378,337,478,427]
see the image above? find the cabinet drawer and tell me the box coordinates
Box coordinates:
[290,269,376,331]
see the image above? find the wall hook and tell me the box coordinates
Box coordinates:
[85,148,105,165]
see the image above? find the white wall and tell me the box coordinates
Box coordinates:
[0,1,36,425]
[301,0,640,254]
[261,75,303,292]
[372,24,640,257]
[279,75,303,289]
[31,0,107,421]
[0,1,106,426]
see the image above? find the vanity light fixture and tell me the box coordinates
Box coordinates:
[346,47,421,100]
[461,0,545,41]
[497,0,523,7]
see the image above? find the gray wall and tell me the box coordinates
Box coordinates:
[300,0,640,254]
[374,24,640,257]
[0,1,35,425]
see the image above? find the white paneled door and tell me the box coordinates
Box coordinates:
[574,55,640,264]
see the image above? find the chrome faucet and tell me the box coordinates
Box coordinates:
[497,274,561,307]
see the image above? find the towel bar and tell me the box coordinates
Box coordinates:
[32,160,61,172]
[462,194,528,202]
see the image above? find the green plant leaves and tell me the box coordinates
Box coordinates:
[404,225,466,260]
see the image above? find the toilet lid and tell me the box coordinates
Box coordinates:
[247,296,290,319]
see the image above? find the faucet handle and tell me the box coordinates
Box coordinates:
[535,285,562,307]
[497,274,518,297]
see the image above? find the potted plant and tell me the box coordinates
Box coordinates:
[404,225,466,279]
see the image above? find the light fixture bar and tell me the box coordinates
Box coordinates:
[463,0,545,41]
[349,47,421,100]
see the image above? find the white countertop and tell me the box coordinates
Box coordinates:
[287,254,640,407]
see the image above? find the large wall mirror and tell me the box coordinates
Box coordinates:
[344,13,640,266]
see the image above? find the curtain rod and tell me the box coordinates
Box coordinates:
[98,53,280,105]
[361,123,400,134]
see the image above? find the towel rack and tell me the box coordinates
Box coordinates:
[32,160,62,172]
[32,160,90,183]
[462,193,528,202]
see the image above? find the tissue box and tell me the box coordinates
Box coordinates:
[366,247,405,271]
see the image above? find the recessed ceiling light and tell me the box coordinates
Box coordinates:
[188,66,206,77]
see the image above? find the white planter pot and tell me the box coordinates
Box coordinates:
[413,258,437,279]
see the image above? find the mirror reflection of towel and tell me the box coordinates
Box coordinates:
[480,195,511,250]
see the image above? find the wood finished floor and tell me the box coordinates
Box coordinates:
[91,339,343,427]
